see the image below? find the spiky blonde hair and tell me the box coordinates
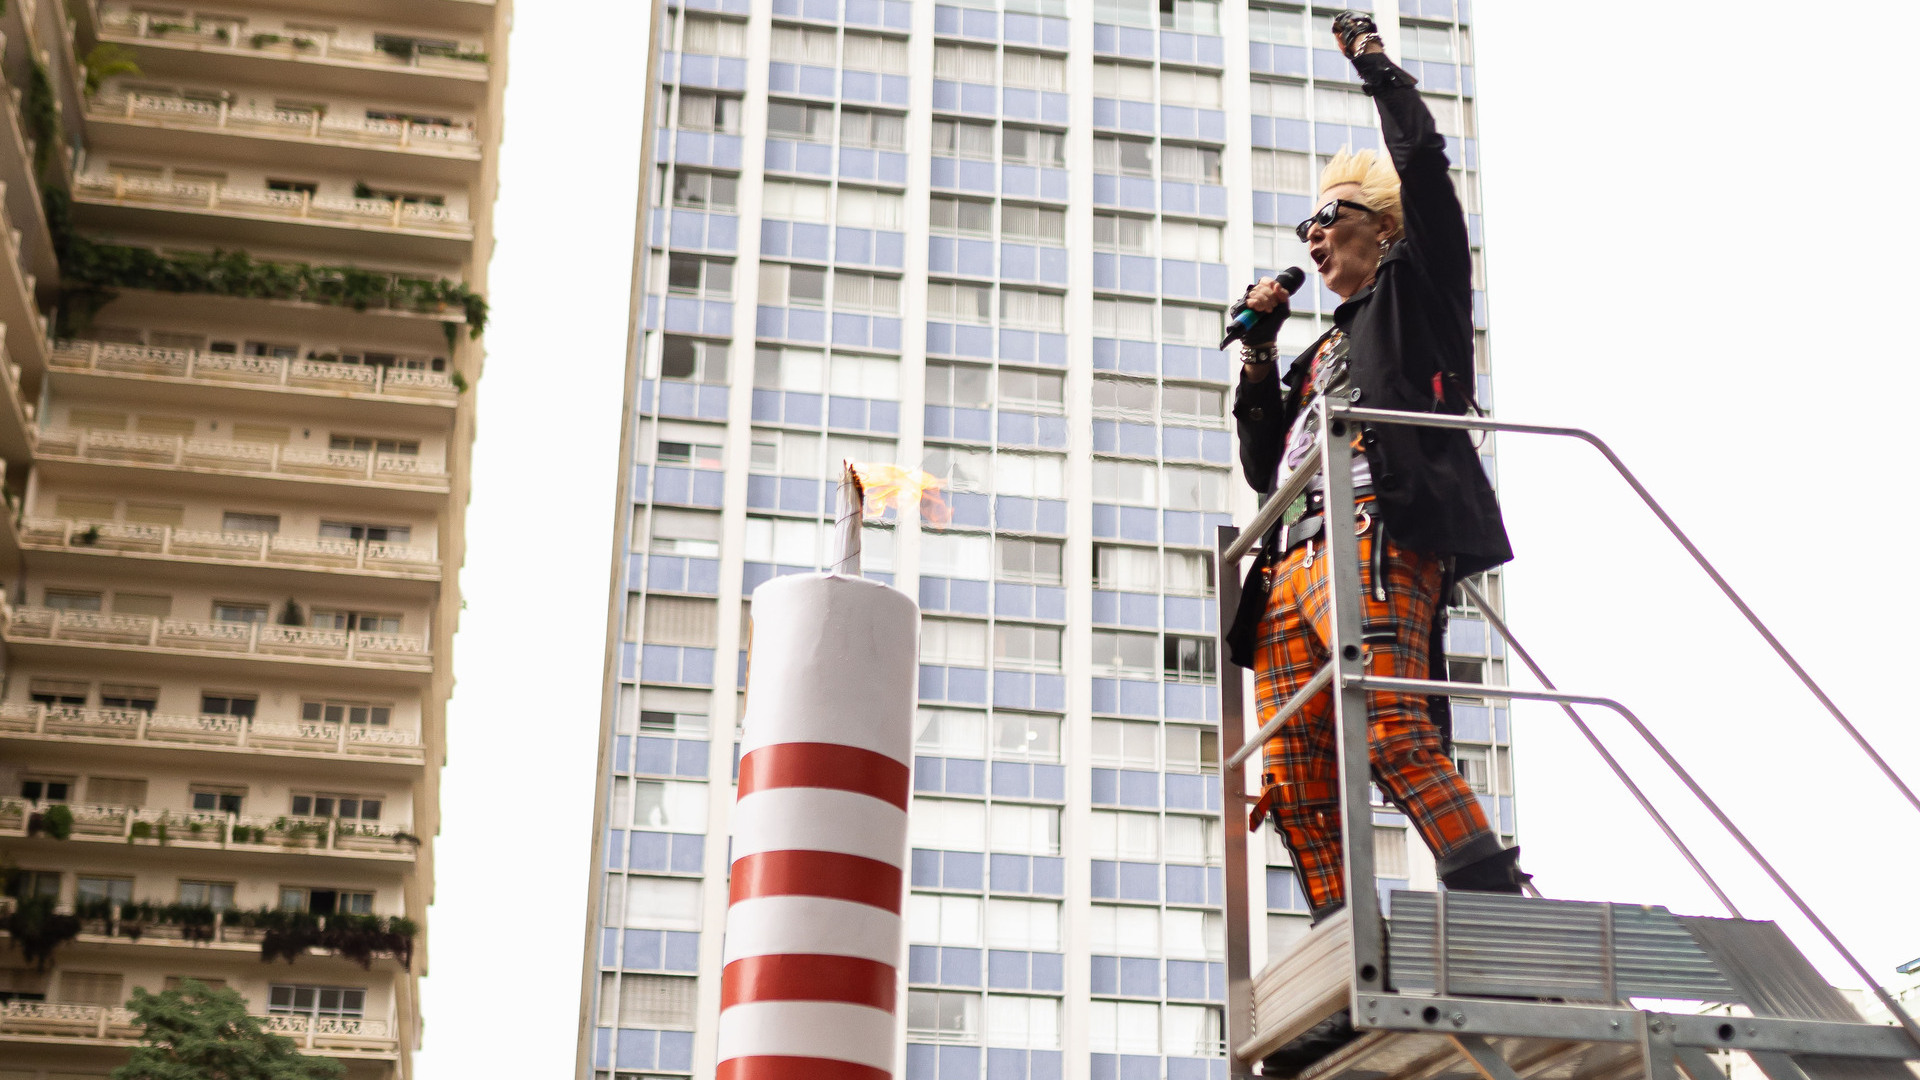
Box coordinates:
[1319,148,1403,242]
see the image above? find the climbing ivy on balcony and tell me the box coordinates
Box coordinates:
[23,61,56,177]
[3,895,81,970]
[57,900,419,969]
[42,187,489,338]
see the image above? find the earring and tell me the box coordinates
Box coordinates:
[1378,237,1391,254]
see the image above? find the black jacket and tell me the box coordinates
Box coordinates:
[1226,51,1511,669]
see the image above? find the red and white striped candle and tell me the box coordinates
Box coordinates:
[718,570,918,1080]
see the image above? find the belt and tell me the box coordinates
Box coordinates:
[1279,487,1375,552]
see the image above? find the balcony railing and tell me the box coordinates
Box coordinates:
[21,518,440,576]
[91,91,480,153]
[74,173,472,235]
[0,798,420,858]
[0,1000,395,1052]
[0,702,425,761]
[34,428,449,489]
[99,10,488,77]
[1,606,433,668]
[52,339,457,400]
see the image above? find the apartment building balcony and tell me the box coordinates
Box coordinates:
[0,798,421,863]
[33,428,450,509]
[19,518,442,589]
[0,605,433,676]
[0,1000,398,1056]
[72,173,474,262]
[0,179,50,378]
[86,92,483,183]
[0,701,425,765]
[95,10,490,108]
[0,40,60,289]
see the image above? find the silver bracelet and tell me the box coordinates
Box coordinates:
[1241,342,1279,366]
[1347,33,1383,58]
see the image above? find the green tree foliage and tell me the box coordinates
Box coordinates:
[110,980,345,1080]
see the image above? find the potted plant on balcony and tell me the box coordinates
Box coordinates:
[278,599,305,627]
[26,803,73,840]
[4,895,80,969]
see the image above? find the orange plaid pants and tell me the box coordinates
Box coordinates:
[1254,504,1495,910]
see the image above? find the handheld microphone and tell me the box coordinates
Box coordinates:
[1219,266,1305,350]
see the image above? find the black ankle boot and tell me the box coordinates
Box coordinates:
[1438,844,1531,894]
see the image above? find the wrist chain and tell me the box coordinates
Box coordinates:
[1346,32,1383,57]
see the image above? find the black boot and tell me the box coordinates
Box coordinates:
[1263,1009,1357,1079]
[1438,844,1531,894]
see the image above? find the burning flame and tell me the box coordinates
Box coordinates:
[853,463,951,526]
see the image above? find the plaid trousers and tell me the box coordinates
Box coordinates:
[1255,504,1494,910]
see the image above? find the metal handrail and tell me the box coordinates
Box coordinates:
[1221,441,1319,564]
[1223,660,1331,770]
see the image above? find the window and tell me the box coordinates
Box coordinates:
[310,609,401,634]
[1453,747,1490,793]
[837,187,905,230]
[749,429,821,476]
[1092,630,1158,675]
[907,990,980,1042]
[769,24,836,65]
[992,713,1060,762]
[266,178,318,196]
[269,984,366,1020]
[1164,1004,1226,1057]
[1002,127,1065,168]
[993,623,1062,670]
[1164,814,1222,863]
[1002,50,1066,91]
[1251,80,1308,120]
[1091,1001,1162,1054]
[908,798,987,850]
[603,973,699,1028]
[909,893,982,946]
[85,776,148,806]
[753,346,824,396]
[1160,0,1220,33]
[1375,825,1410,878]
[6,869,61,900]
[99,684,158,712]
[829,435,895,470]
[832,271,901,314]
[674,91,741,134]
[999,205,1065,246]
[633,780,709,832]
[843,32,909,73]
[44,589,103,612]
[921,618,988,667]
[923,532,991,579]
[1252,223,1313,277]
[658,335,729,383]
[289,790,383,821]
[1093,213,1152,254]
[76,875,134,905]
[986,898,1061,950]
[1093,460,1157,505]
[996,538,1063,585]
[1248,5,1306,45]
[932,118,995,160]
[1090,904,1160,955]
[761,179,831,222]
[921,445,990,492]
[171,879,234,910]
[1163,385,1225,424]
[300,699,391,727]
[638,707,711,739]
[934,43,996,83]
[1093,61,1153,101]
[993,453,1064,498]
[744,516,826,566]
[1402,22,1457,63]
[281,886,375,914]
[624,876,703,929]
[643,596,719,646]
[670,169,738,211]
[1452,169,1481,214]
[1091,810,1159,859]
[926,361,992,407]
[1093,298,1155,340]
[930,197,992,237]
[1164,466,1228,510]
[1423,93,1473,138]
[839,109,904,150]
[999,289,1063,331]
[758,263,827,308]
[927,282,993,324]
[1093,544,1158,592]
[987,995,1061,1049]
[220,511,279,535]
[1093,136,1154,177]
[1163,551,1215,596]
[1093,719,1159,769]
[990,804,1060,855]
[664,253,733,299]
[29,679,87,708]
[1161,68,1222,108]
[111,592,171,618]
[185,784,244,814]
[62,972,125,1008]
[648,509,721,558]
[329,434,419,456]
[1314,85,1375,126]
[829,353,899,398]
[1093,0,1155,27]
[682,14,747,56]
[1164,634,1217,682]
[1161,220,1223,262]
[766,101,833,142]
[1164,908,1225,959]
[1161,144,1222,184]
[916,708,987,756]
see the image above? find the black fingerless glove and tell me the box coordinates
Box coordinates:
[1227,289,1287,349]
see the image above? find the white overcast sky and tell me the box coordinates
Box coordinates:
[415,2,1920,1075]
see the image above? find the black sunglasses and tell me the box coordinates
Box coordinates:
[1294,198,1376,242]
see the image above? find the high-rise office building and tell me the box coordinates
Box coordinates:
[583,1,1512,1077]
[0,1,508,1078]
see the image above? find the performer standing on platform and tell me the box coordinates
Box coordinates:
[1224,13,1525,923]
